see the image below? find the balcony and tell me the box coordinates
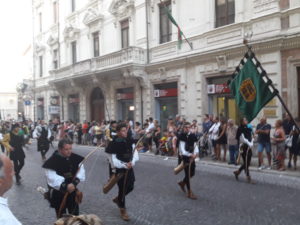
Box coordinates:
[35,76,50,88]
[33,0,43,8]
[49,47,146,83]
[93,47,146,69]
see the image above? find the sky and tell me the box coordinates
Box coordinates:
[0,0,32,92]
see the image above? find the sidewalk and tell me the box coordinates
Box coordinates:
[61,140,300,178]
[140,150,300,178]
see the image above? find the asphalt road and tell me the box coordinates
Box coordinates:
[5,142,300,225]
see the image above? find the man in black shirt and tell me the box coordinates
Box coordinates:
[234,118,254,183]
[33,120,51,161]
[42,139,85,218]
[107,123,139,221]
[255,117,272,169]
[177,122,199,200]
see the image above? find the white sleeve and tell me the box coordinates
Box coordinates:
[132,150,139,166]
[112,154,128,169]
[45,169,65,190]
[240,134,253,148]
[208,124,215,133]
[106,153,114,168]
[33,128,39,139]
[47,128,52,139]
[179,141,192,157]
[0,133,3,141]
[76,165,86,182]
[194,145,199,155]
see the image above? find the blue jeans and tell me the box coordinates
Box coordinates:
[257,142,271,153]
[229,145,238,164]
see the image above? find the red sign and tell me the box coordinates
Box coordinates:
[37,98,44,106]
[215,84,230,94]
[154,88,178,98]
[117,93,133,100]
[69,97,80,104]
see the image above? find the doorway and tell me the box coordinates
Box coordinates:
[212,95,240,122]
[91,87,105,122]
[155,97,178,130]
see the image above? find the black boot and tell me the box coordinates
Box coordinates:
[16,174,21,185]
[233,170,240,181]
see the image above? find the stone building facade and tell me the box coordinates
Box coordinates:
[32,0,300,127]
[0,92,18,120]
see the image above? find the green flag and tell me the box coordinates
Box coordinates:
[230,58,276,122]
[164,7,183,49]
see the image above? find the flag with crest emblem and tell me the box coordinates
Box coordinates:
[230,58,276,122]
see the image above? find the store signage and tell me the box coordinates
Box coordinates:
[207,84,230,94]
[207,84,215,94]
[50,96,60,106]
[117,93,133,100]
[154,88,178,98]
[215,83,230,94]
[49,106,60,114]
[69,97,80,104]
[24,100,31,106]
[37,98,44,106]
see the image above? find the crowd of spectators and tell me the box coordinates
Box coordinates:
[0,112,299,171]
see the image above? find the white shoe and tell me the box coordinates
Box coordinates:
[164,157,168,160]
[258,165,265,170]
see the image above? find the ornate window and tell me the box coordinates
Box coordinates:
[71,41,77,64]
[93,32,100,57]
[39,55,43,77]
[159,1,172,44]
[39,12,42,32]
[53,49,58,69]
[279,0,289,10]
[215,0,235,28]
[121,19,129,48]
[71,0,76,12]
[53,1,58,24]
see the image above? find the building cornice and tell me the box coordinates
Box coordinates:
[63,24,80,42]
[146,34,300,72]
[82,7,104,27]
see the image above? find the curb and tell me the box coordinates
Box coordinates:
[68,142,300,179]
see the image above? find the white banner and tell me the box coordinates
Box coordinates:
[49,106,60,114]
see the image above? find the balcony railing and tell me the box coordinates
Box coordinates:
[50,47,146,82]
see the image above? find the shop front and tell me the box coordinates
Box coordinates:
[37,98,44,120]
[68,94,80,122]
[116,88,134,121]
[48,96,60,120]
[207,77,240,123]
[154,82,178,130]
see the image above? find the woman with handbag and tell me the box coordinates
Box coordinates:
[271,120,286,171]
[287,119,300,170]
